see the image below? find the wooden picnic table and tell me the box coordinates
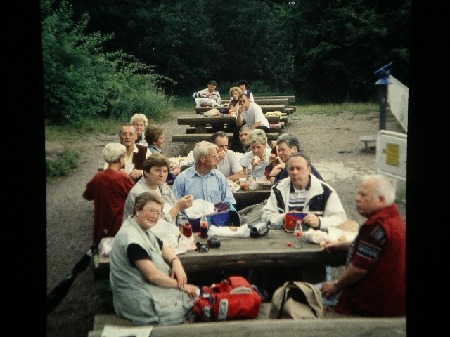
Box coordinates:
[195,105,286,114]
[93,229,347,282]
[177,114,281,133]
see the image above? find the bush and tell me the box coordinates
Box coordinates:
[46,149,80,179]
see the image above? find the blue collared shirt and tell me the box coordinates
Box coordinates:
[172,165,236,205]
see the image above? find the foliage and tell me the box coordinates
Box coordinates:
[67,0,411,103]
[41,0,175,126]
[46,149,80,179]
[291,0,410,103]
[45,0,409,123]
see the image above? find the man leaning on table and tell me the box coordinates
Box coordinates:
[262,152,346,231]
[172,141,236,205]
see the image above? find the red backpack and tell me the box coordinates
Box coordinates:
[193,276,262,321]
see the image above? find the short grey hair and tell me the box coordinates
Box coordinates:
[247,128,267,145]
[103,143,126,163]
[361,174,396,205]
[276,133,300,151]
[193,141,217,161]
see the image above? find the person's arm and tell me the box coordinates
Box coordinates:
[227,151,245,181]
[215,91,221,104]
[261,187,285,226]
[320,264,367,298]
[167,195,193,220]
[82,179,94,200]
[236,106,245,126]
[314,187,347,230]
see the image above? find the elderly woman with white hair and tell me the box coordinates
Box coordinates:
[83,142,135,245]
[130,113,149,146]
[239,128,272,179]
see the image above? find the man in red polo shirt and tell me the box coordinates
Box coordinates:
[320,174,406,317]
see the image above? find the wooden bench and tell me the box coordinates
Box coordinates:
[359,135,377,152]
[195,105,286,114]
[254,95,296,105]
[88,309,406,337]
[221,98,289,106]
[172,132,280,143]
[284,106,296,114]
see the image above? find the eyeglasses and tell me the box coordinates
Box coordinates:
[142,208,162,216]
[203,154,219,160]
[238,100,246,104]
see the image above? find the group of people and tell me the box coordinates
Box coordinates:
[81,85,406,325]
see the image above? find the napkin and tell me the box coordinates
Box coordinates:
[184,199,215,219]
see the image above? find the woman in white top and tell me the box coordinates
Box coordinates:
[123,154,193,248]
[130,113,148,146]
[239,128,272,178]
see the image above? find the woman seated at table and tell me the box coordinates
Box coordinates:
[239,128,272,179]
[123,154,193,248]
[110,191,199,326]
[145,123,181,185]
[228,86,243,116]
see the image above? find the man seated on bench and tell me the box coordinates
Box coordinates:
[319,174,405,317]
[211,131,245,182]
[172,141,236,205]
[236,92,270,133]
[192,80,221,107]
[266,133,323,184]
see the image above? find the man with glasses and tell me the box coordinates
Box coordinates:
[211,131,244,182]
[172,141,236,205]
[236,93,270,132]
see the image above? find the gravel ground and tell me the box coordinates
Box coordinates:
[45,110,406,337]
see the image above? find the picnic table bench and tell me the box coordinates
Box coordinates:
[221,97,290,106]
[88,309,406,337]
[172,114,282,143]
[195,104,287,115]
[254,95,296,105]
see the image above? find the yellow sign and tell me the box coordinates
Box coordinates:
[385,143,399,166]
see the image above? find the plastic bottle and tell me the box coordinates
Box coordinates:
[293,220,303,248]
[247,166,257,190]
[200,215,208,239]
[246,166,253,180]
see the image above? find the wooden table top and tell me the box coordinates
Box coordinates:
[93,230,347,278]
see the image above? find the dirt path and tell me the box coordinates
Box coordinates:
[45,110,405,337]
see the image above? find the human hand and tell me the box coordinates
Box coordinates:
[171,165,181,176]
[303,213,320,228]
[320,281,338,298]
[129,169,143,180]
[217,149,226,161]
[178,195,194,210]
[250,156,261,166]
[171,260,187,288]
[182,284,200,299]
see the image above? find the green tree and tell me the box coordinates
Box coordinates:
[291,0,410,103]
[41,0,174,125]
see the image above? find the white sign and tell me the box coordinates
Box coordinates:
[375,130,407,180]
